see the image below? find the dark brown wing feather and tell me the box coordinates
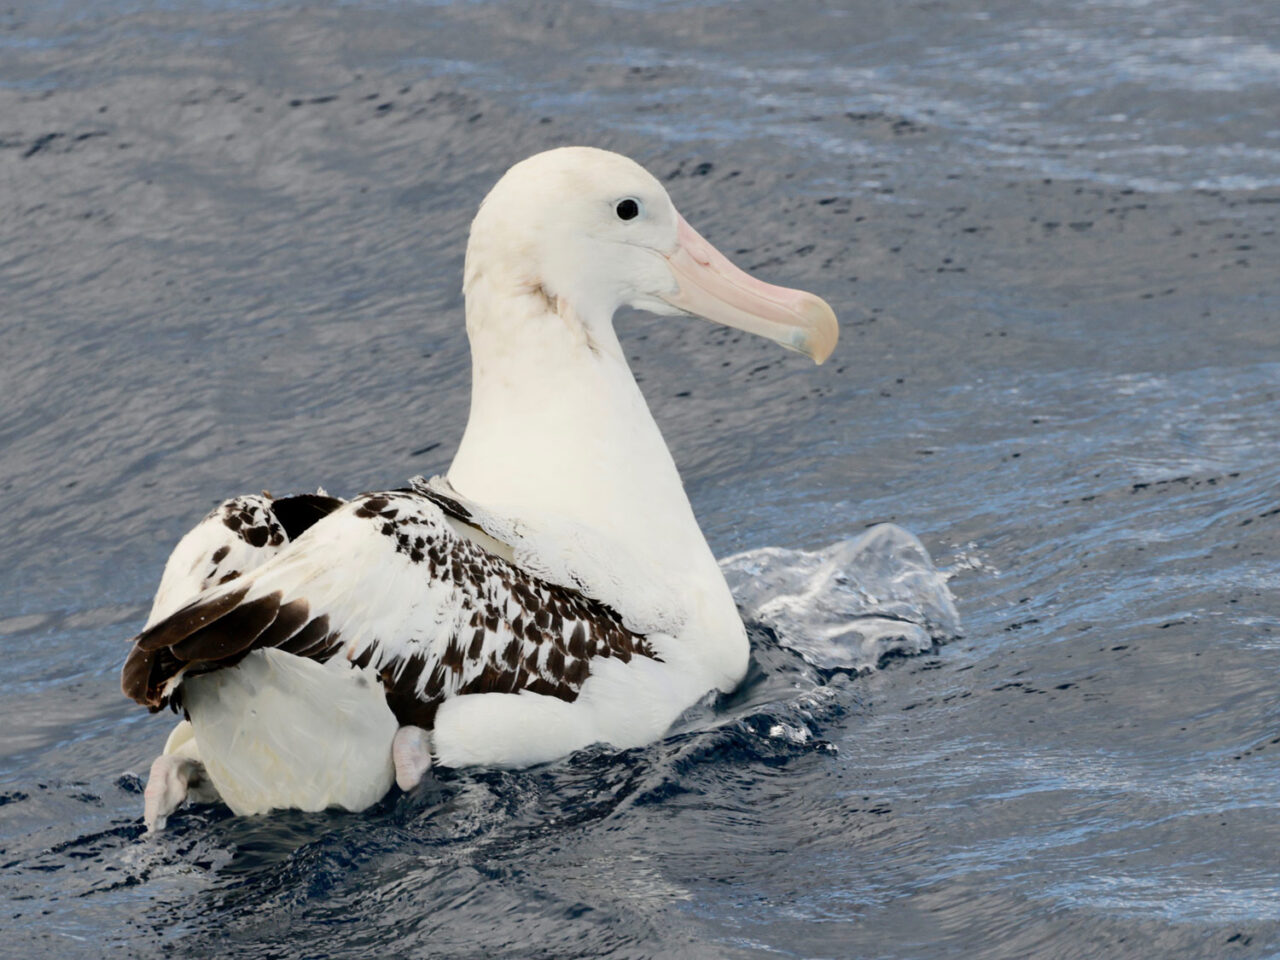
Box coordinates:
[270,494,346,540]
[122,589,344,713]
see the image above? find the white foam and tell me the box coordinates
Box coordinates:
[720,525,961,672]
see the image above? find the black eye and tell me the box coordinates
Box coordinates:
[615,198,641,221]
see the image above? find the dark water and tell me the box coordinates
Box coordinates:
[3,1,1279,956]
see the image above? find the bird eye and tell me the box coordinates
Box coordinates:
[615,198,641,221]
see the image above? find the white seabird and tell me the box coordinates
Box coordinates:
[123,146,838,830]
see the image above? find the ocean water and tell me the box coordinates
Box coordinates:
[2,1,1279,957]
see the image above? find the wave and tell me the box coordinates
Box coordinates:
[721,523,962,673]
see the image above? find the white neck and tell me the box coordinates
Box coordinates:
[450,274,712,569]
[447,274,743,678]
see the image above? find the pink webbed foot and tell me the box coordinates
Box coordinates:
[143,753,206,832]
[392,725,433,791]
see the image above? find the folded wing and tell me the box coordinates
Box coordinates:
[122,489,659,731]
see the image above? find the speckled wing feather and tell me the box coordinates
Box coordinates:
[122,490,659,730]
[142,492,346,629]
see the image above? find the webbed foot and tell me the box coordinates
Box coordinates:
[392,725,433,791]
[143,753,207,832]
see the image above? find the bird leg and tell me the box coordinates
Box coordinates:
[392,725,433,791]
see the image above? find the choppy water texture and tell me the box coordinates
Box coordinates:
[2,0,1279,957]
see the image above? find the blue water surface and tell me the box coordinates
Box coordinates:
[1,1,1278,957]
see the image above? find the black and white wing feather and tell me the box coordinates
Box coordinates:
[143,492,345,628]
[122,489,659,730]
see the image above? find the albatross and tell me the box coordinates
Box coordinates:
[122,146,838,830]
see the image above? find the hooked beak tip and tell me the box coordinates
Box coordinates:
[800,296,839,365]
[661,214,840,366]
